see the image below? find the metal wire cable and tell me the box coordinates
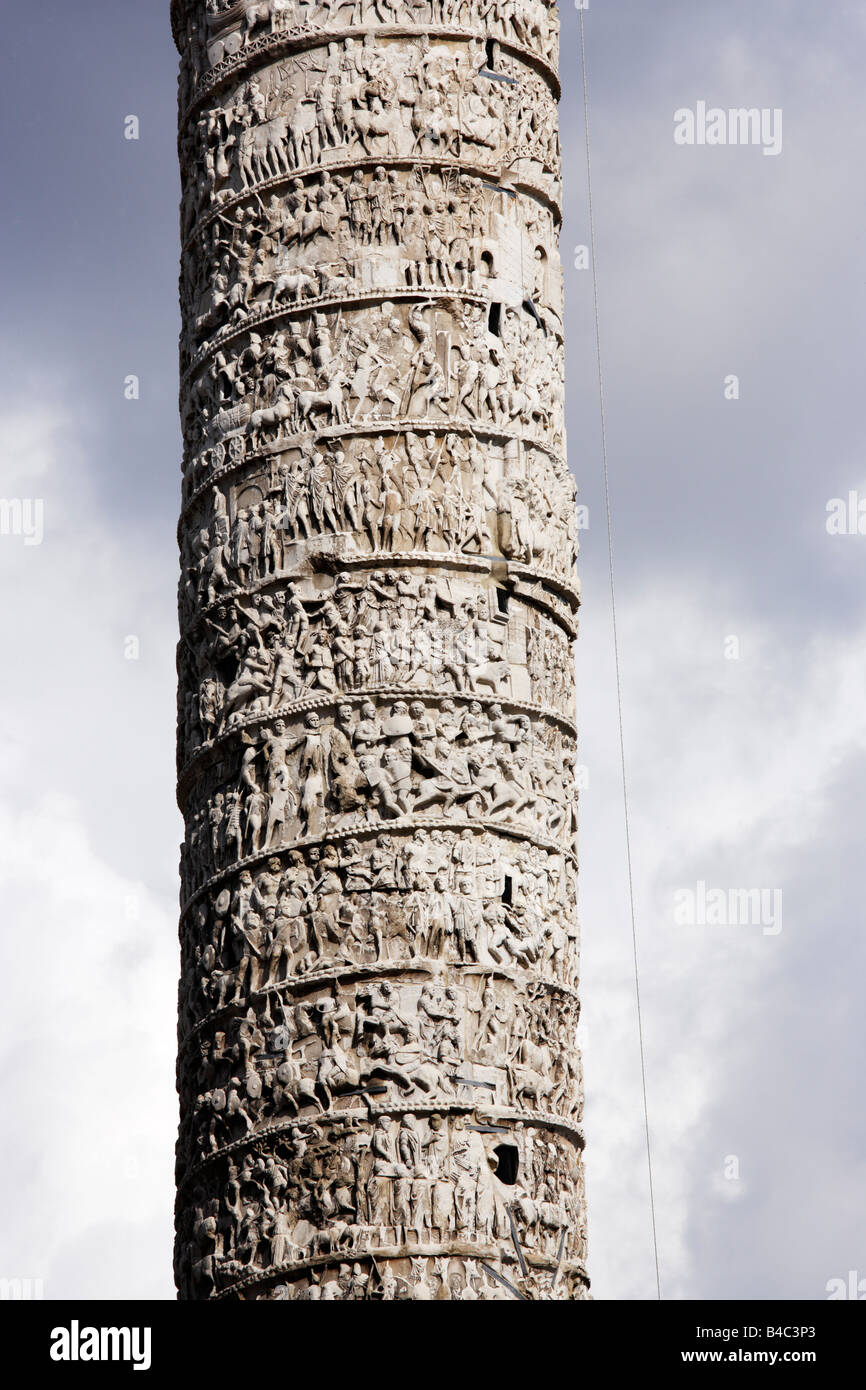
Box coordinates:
[578,7,662,1301]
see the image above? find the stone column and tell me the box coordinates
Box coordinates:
[172,0,587,1301]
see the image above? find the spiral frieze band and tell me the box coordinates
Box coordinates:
[173,0,588,1302]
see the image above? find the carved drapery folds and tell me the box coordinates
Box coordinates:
[173,0,587,1301]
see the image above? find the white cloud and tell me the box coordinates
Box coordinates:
[2,0,864,1304]
[0,793,177,1299]
[0,397,179,1298]
[579,580,866,1298]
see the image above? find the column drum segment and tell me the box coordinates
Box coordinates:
[172,0,587,1301]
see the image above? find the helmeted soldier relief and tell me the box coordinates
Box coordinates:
[173,0,586,1300]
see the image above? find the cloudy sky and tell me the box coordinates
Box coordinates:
[1,1,864,1301]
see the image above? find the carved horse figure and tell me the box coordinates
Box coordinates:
[206,1,272,65]
[508,1038,555,1110]
[271,267,318,304]
[273,1056,322,1115]
[250,386,297,447]
[240,1,273,43]
[296,371,350,428]
[238,113,292,186]
[511,0,549,52]
[353,100,401,157]
[288,101,319,168]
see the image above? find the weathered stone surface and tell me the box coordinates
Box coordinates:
[172,0,587,1301]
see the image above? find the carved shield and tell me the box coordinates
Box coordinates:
[382,714,414,738]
